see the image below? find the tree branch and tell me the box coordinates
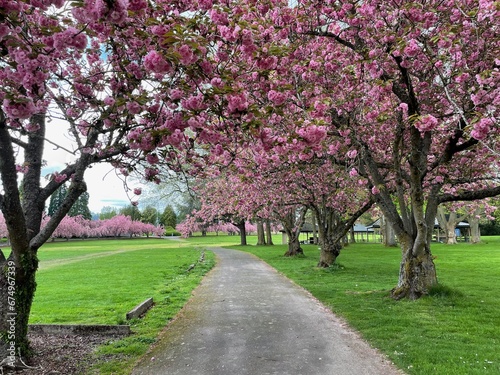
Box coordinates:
[438,186,500,204]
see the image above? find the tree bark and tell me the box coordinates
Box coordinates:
[256,219,266,245]
[349,226,356,243]
[0,251,38,360]
[382,215,397,247]
[391,236,437,300]
[280,206,307,256]
[469,215,481,243]
[312,200,373,268]
[265,219,274,245]
[436,207,467,244]
[234,220,247,246]
[317,240,341,268]
[311,214,318,244]
[284,237,303,256]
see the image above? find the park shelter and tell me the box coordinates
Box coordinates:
[281,222,318,245]
[367,217,471,243]
[434,220,471,242]
[352,223,375,242]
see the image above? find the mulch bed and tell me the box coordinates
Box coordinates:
[3,333,119,375]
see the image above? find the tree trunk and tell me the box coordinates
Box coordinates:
[284,237,303,256]
[445,224,458,244]
[256,219,266,245]
[391,238,437,300]
[382,216,397,247]
[0,250,38,361]
[317,240,341,268]
[436,207,466,244]
[234,220,247,246]
[349,226,355,243]
[265,219,274,245]
[280,206,307,256]
[311,214,318,244]
[469,216,481,243]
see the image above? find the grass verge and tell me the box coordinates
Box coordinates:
[30,238,216,374]
[235,237,500,375]
[29,235,500,374]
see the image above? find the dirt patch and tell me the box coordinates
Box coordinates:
[3,332,118,375]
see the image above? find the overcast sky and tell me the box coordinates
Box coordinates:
[42,124,140,214]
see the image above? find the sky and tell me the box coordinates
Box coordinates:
[42,124,141,214]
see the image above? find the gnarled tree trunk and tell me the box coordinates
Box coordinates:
[285,237,303,256]
[317,239,341,268]
[313,200,373,268]
[280,206,307,256]
[391,236,437,300]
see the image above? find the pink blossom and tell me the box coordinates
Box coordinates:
[72,32,87,50]
[210,9,229,25]
[346,149,358,159]
[3,98,36,119]
[182,94,206,111]
[371,186,380,195]
[170,88,184,101]
[75,83,93,97]
[144,50,171,74]
[145,168,160,183]
[104,96,116,106]
[16,165,28,174]
[146,154,159,164]
[194,0,212,10]
[107,0,129,24]
[297,125,327,144]
[415,115,439,132]
[349,168,358,177]
[0,24,10,40]
[25,122,40,132]
[227,93,249,113]
[267,90,287,105]
[399,103,408,112]
[434,176,444,184]
[210,77,223,87]
[53,172,67,183]
[133,187,142,195]
[126,101,142,114]
[471,117,493,140]
[177,44,197,65]
[128,0,147,11]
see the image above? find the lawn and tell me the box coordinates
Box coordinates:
[29,237,217,374]
[27,235,500,374]
[231,236,500,375]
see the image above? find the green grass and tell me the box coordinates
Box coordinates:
[234,237,500,375]
[29,237,218,374]
[26,235,500,374]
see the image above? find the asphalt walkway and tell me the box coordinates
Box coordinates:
[132,247,404,375]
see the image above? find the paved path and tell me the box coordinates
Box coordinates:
[132,248,404,375]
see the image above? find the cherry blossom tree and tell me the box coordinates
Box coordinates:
[0,0,218,362]
[193,0,499,300]
[51,215,85,240]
